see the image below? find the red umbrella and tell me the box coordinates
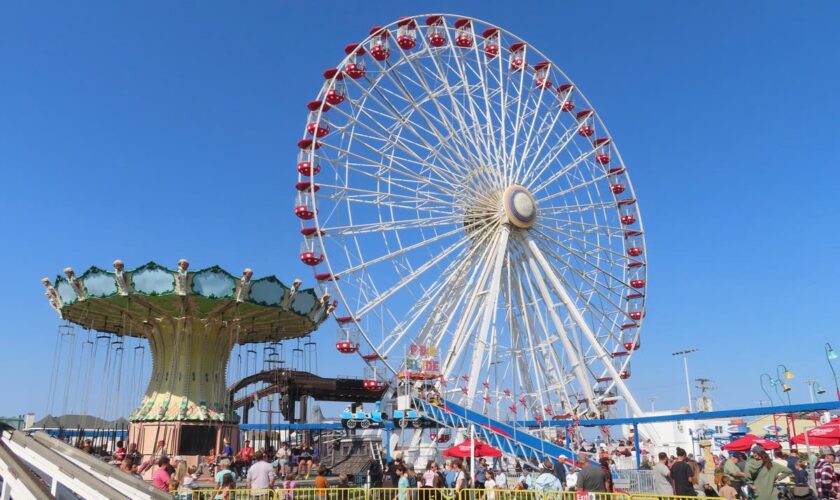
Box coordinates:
[442,439,502,458]
[791,418,840,446]
[722,434,781,451]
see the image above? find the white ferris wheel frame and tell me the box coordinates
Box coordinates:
[295,13,648,420]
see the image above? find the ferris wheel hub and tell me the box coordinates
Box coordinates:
[503,185,537,229]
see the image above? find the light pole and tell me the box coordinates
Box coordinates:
[760,373,778,406]
[648,396,656,413]
[825,343,839,401]
[804,380,827,403]
[672,348,698,411]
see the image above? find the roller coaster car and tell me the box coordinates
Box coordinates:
[392,408,424,428]
[340,401,387,429]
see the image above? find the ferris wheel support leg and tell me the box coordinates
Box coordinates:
[523,243,597,406]
[465,225,510,398]
[525,236,643,413]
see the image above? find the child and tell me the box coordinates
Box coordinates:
[281,472,297,500]
[218,473,235,500]
[182,465,198,489]
[719,476,737,500]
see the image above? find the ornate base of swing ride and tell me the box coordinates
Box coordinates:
[128,420,239,472]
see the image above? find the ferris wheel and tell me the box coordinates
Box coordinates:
[294,14,647,420]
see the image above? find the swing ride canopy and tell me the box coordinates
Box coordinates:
[41,260,330,423]
[43,261,328,341]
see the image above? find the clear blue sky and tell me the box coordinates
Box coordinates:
[1,1,838,419]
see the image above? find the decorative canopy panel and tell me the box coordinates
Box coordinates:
[42,260,333,344]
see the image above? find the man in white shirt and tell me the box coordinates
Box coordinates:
[652,452,673,495]
[247,451,276,494]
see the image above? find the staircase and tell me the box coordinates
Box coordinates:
[416,397,579,462]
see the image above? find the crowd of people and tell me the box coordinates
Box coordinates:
[643,445,839,500]
[93,432,838,500]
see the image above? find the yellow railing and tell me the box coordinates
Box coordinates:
[170,487,726,500]
[171,488,275,499]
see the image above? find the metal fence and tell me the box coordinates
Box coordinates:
[171,487,722,500]
[612,469,656,494]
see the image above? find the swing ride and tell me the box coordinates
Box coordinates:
[41,259,329,462]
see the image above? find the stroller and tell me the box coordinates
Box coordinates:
[776,483,816,500]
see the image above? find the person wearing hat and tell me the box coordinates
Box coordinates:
[723,453,746,497]
[219,437,233,461]
[815,446,836,500]
[534,460,562,491]
[744,445,792,500]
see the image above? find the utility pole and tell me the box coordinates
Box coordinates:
[672,348,699,412]
[695,378,717,412]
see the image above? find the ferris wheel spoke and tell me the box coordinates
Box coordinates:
[376,243,480,358]
[372,56,489,179]
[537,215,630,239]
[524,235,645,416]
[513,92,574,185]
[323,214,462,236]
[520,122,581,188]
[409,38,496,170]
[324,193,455,217]
[533,225,634,282]
[320,138,464,200]
[416,47,493,169]
[337,224,467,277]
[434,43,507,183]
[328,105,469,194]
[529,146,602,197]
[440,230,506,382]
[440,34,505,181]
[351,230,478,319]
[462,225,509,398]
[527,240,627,358]
[536,167,617,204]
[315,180,458,210]
[505,258,548,416]
[352,67,481,173]
[520,234,598,408]
[529,233,631,336]
[512,247,577,413]
[537,199,617,215]
[510,73,553,185]
[344,72,480,184]
[502,50,530,186]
